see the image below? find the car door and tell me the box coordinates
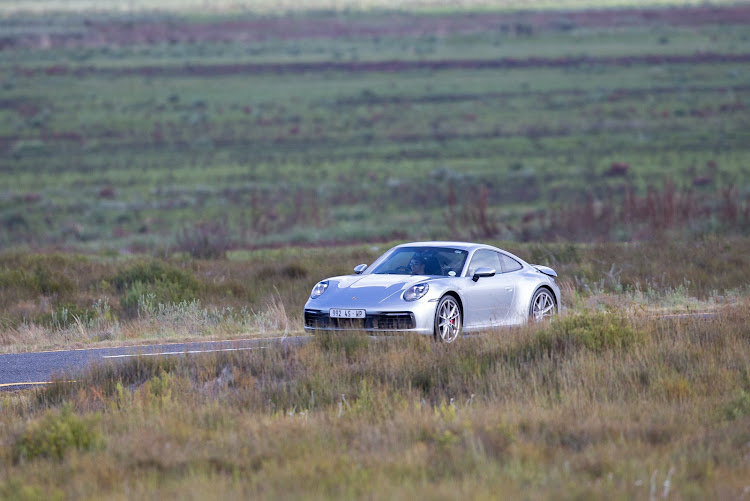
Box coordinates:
[461,249,515,328]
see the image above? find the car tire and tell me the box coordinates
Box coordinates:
[434,295,462,342]
[529,288,556,322]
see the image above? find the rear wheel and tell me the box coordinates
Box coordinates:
[434,295,462,342]
[529,288,556,322]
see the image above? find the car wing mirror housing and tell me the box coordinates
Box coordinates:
[353,264,368,274]
[472,267,496,282]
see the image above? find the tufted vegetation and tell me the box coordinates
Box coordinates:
[1,303,748,499]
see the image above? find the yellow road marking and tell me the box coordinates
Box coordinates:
[0,381,76,388]
[0,381,52,388]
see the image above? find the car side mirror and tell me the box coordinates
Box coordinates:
[353,264,368,274]
[472,267,496,282]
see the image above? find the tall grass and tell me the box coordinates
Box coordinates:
[1,305,748,498]
[2,236,750,351]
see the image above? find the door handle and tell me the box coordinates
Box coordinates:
[505,287,513,291]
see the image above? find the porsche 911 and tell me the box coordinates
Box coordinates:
[303,241,560,342]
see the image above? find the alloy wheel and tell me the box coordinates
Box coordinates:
[436,296,461,342]
[531,289,556,322]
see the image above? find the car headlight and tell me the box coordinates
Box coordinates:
[403,283,429,301]
[310,280,329,299]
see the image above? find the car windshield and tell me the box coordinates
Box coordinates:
[370,247,468,277]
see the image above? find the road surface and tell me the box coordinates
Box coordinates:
[1,312,716,390]
[0,336,310,390]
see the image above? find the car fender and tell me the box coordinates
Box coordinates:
[506,271,558,324]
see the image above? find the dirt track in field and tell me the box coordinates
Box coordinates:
[2,4,750,50]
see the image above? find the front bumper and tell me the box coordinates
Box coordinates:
[303,308,434,335]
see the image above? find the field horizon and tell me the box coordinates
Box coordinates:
[1,0,745,15]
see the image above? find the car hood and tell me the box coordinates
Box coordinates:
[326,274,435,304]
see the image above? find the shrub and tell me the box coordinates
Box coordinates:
[2,212,28,231]
[0,478,49,501]
[315,331,371,358]
[13,404,102,462]
[174,220,232,259]
[723,390,750,421]
[112,261,201,315]
[517,312,641,360]
[48,304,95,330]
[120,280,197,316]
[10,139,48,159]
[0,262,74,296]
[112,261,196,291]
[257,262,308,281]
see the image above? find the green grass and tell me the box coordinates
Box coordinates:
[2,5,750,250]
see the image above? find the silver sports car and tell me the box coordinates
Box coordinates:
[303,241,560,342]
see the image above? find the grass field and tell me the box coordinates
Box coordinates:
[2,3,750,251]
[2,1,750,499]
[2,236,750,352]
[1,299,749,499]
[1,237,750,499]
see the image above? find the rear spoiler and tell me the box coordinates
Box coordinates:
[532,265,557,278]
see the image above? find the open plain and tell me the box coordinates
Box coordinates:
[2,1,749,249]
[1,1,750,499]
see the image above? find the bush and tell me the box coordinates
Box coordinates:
[315,331,371,357]
[257,262,308,281]
[48,303,95,330]
[112,261,198,291]
[112,261,201,315]
[517,312,641,360]
[723,390,750,421]
[0,262,74,297]
[13,404,102,462]
[174,220,232,259]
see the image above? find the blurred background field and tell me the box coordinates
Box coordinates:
[2,1,749,252]
[1,0,743,14]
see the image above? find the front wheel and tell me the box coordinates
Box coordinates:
[529,288,556,322]
[434,295,462,342]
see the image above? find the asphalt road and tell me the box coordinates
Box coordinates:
[0,312,717,391]
[0,336,311,390]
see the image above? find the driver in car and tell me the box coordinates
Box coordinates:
[409,256,426,275]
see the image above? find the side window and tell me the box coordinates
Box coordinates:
[501,254,523,273]
[467,250,502,277]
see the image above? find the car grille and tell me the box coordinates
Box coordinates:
[373,313,415,330]
[304,310,415,330]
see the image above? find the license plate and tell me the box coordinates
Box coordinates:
[330,308,366,319]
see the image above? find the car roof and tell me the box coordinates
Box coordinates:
[394,241,496,252]
[395,241,531,269]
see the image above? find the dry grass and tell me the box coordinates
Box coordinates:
[1,303,749,499]
[0,298,292,354]
[2,237,750,352]
[0,237,748,496]
[510,181,750,243]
